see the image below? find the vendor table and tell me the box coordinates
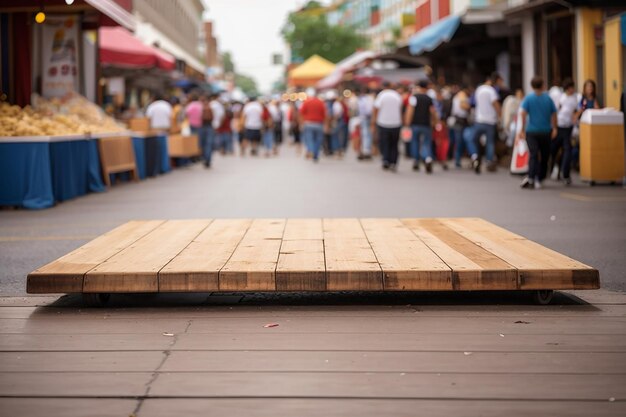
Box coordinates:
[0,135,105,209]
[27,218,599,303]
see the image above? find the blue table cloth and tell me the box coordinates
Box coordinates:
[0,138,105,209]
[132,134,171,179]
[131,137,147,180]
[0,141,54,209]
[157,134,171,174]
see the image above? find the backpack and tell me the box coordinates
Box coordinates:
[202,103,213,124]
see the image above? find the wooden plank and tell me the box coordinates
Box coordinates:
[219,219,286,291]
[361,219,451,290]
[26,220,164,294]
[323,219,382,290]
[0,351,165,372]
[402,218,518,290]
[83,220,210,293]
[0,372,150,397]
[150,372,626,400]
[283,218,323,240]
[0,399,137,417]
[138,399,626,417]
[276,239,326,291]
[174,332,626,352]
[159,219,252,292]
[440,218,599,290]
[161,350,626,374]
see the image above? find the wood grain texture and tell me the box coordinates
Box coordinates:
[361,218,451,290]
[27,221,164,293]
[219,219,286,291]
[323,219,382,290]
[402,218,518,290]
[283,218,323,240]
[159,219,251,292]
[440,218,599,290]
[83,220,210,293]
[276,239,326,291]
[27,218,600,294]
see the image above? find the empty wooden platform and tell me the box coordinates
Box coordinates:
[26,218,599,294]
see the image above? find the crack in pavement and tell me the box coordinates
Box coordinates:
[131,319,193,416]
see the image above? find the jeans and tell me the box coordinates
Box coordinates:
[410,125,433,162]
[472,122,496,162]
[192,126,213,164]
[360,116,372,155]
[526,131,551,182]
[263,129,274,151]
[454,125,479,165]
[219,132,233,153]
[378,125,400,165]
[303,123,324,160]
[331,120,346,153]
[551,127,573,179]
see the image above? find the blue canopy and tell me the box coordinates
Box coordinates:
[409,15,461,56]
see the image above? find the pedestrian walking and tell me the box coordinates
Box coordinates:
[551,78,578,185]
[372,82,403,171]
[184,93,206,163]
[269,99,282,154]
[216,103,233,155]
[199,95,215,168]
[450,85,479,169]
[209,93,224,142]
[398,85,412,159]
[288,100,301,153]
[578,79,601,113]
[327,90,345,157]
[299,89,326,162]
[404,80,438,173]
[146,95,172,131]
[472,72,503,173]
[357,87,374,160]
[517,76,557,189]
[261,100,275,157]
[240,96,264,157]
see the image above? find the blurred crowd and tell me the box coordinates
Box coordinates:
[130,71,602,188]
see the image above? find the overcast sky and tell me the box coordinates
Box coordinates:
[203,0,328,93]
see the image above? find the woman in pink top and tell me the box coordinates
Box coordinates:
[185,93,203,129]
[185,93,209,165]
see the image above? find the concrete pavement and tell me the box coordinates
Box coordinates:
[1,145,625,294]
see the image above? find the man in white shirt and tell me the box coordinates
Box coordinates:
[551,78,577,185]
[145,96,172,130]
[371,82,403,171]
[472,72,502,173]
[326,90,345,157]
[240,96,264,156]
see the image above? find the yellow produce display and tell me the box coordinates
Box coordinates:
[0,94,125,137]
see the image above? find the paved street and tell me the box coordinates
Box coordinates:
[1,147,626,416]
[1,146,626,294]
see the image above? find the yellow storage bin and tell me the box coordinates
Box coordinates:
[579,109,625,184]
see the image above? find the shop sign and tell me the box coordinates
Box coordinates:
[42,15,79,98]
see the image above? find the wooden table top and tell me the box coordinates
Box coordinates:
[27,218,599,294]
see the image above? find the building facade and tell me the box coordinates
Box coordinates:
[132,0,206,76]
[505,0,625,106]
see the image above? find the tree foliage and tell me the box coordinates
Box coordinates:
[234,73,258,96]
[282,7,368,63]
[222,51,235,73]
[221,51,258,96]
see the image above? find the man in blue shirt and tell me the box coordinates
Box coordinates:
[517,76,557,189]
